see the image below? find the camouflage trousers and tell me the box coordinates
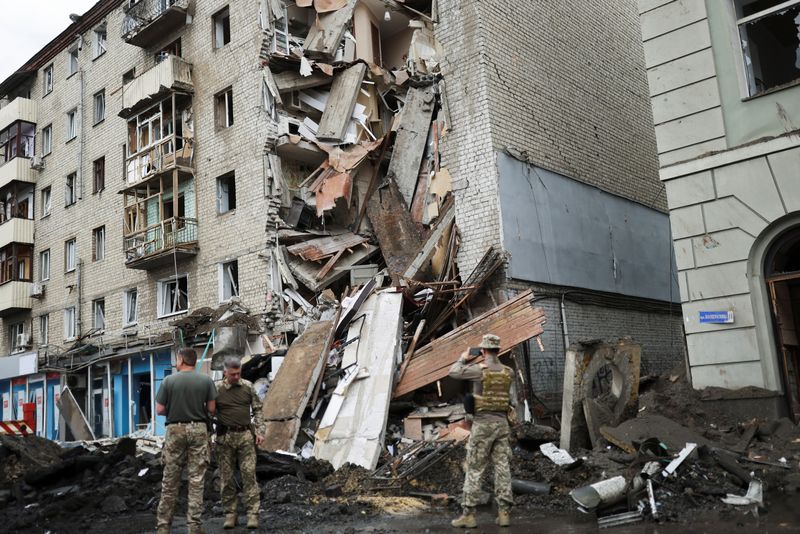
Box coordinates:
[462,418,513,511]
[156,422,210,530]
[217,429,260,516]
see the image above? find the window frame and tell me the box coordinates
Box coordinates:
[93,156,105,193]
[41,186,52,218]
[39,249,50,281]
[68,47,79,77]
[64,238,76,273]
[123,288,138,326]
[219,259,240,302]
[9,322,25,352]
[92,298,105,331]
[216,171,236,213]
[157,274,189,318]
[93,90,106,125]
[92,226,105,261]
[215,87,234,129]
[43,64,54,96]
[65,172,78,206]
[42,124,52,156]
[39,314,49,346]
[66,108,78,141]
[213,6,231,49]
[93,26,107,59]
[63,307,76,341]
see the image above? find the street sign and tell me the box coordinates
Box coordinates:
[699,311,734,324]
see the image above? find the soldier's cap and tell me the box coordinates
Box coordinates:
[478,334,501,350]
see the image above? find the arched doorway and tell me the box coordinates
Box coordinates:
[765,228,800,422]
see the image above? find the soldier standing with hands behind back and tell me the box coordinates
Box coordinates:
[448,334,516,528]
[215,356,265,530]
[155,347,217,534]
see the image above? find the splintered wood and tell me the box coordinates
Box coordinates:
[394,290,546,397]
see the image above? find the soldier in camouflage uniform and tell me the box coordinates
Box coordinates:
[155,348,217,534]
[215,356,265,530]
[448,334,516,528]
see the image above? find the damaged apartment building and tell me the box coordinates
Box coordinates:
[0,0,683,440]
[636,0,800,421]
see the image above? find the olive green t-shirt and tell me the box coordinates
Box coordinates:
[156,371,217,424]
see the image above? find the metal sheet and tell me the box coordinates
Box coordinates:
[496,152,679,302]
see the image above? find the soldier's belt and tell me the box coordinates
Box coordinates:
[167,421,206,426]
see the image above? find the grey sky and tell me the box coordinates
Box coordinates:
[0,0,99,82]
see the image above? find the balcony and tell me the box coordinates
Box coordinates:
[124,217,198,270]
[0,98,36,131]
[122,0,193,48]
[0,281,32,317]
[120,55,193,117]
[0,157,37,190]
[0,218,34,249]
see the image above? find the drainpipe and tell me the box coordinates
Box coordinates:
[78,69,85,200]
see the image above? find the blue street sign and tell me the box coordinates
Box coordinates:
[699,311,734,324]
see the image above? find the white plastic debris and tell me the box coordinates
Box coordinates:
[539,442,576,466]
[722,479,763,506]
[138,468,149,477]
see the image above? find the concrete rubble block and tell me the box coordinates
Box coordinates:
[560,339,642,451]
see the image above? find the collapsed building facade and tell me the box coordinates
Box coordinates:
[0,0,683,441]
[635,0,800,420]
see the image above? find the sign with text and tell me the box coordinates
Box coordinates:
[699,311,734,324]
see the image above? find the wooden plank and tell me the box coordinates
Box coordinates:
[261,320,334,452]
[394,290,546,397]
[274,70,332,93]
[287,232,369,261]
[388,85,437,206]
[403,198,455,280]
[317,63,367,143]
[304,0,358,57]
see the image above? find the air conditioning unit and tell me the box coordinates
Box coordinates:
[66,374,87,389]
[29,282,44,298]
[30,156,45,171]
[15,333,31,349]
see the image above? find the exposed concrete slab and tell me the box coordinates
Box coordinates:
[691,361,767,390]
[703,197,769,237]
[681,294,754,334]
[651,78,720,125]
[673,238,695,270]
[714,157,785,222]
[669,204,704,239]
[768,147,800,212]
[560,340,641,452]
[691,228,754,267]
[685,261,749,301]
[647,49,716,96]
[686,328,759,366]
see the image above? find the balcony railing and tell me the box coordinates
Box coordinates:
[122,0,192,48]
[124,217,198,268]
[126,134,193,186]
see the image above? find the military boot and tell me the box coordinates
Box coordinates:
[451,511,477,528]
[223,513,237,529]
[496,508,511,527]
[246,514,259,529]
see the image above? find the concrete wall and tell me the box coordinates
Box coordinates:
[661,137,800,391]
[0,0,276,355]
[497,152,678,302]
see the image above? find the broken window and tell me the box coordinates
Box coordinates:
[1,121,36,163]
[41,187,51,217]
[213,6,231,48]
[92,298,105,331]
[220,260,239,301]
[0,244,32,283]
[39,249,50,281]
[43,64,54,95]
[93,157,105,193]
[64,238,76,272]
[42,124,52,156]
[122,68,136,85]
[158,275,188,317]
[39,314,49,346]
[9,322,25,352]
[94,90,106,124]
[65,172,77,206]
[216,171,236,213]
[123,288,138,325]
[94,26,107,59]
[68,47,79,77]
[215,88,234,129]
[66,108,78,141]
[156,38,182,63]
[736,0,800,95]
[92,226,105,261]
[64,307,76,340]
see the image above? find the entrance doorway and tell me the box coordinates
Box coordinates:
[765,229,800,422]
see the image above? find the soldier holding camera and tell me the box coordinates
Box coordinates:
[448,334,516,528]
